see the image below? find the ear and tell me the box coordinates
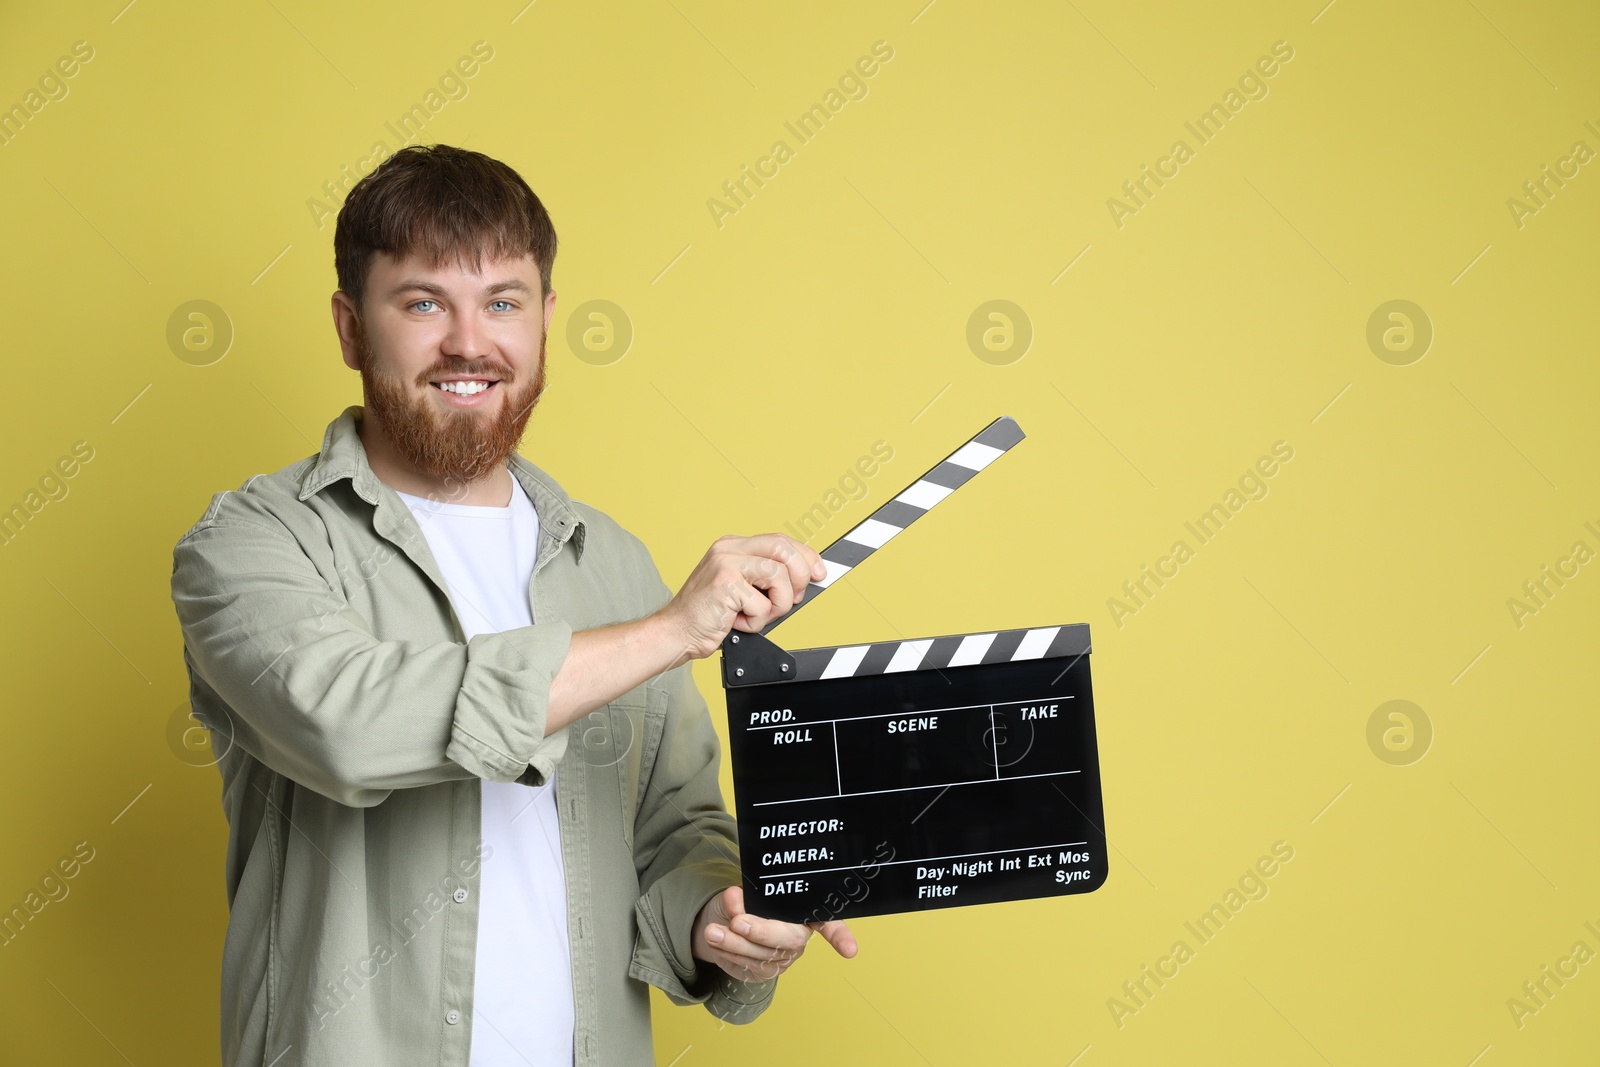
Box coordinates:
[332,291,362,371]
[542,287,558,337]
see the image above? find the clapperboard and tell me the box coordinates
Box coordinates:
[719,417,1108,923]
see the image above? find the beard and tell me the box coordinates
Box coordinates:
[354,319,549,493]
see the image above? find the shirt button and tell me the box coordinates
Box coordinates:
[446,1009,461,1025]
[453,888,468,903]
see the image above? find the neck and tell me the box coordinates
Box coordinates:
[357,409,514,506]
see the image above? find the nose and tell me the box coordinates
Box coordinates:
[440,310,491,363]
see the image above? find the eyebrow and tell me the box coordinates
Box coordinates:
[387,278,534,300]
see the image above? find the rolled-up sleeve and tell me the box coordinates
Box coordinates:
[171,513,572,808]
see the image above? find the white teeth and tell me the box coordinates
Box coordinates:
[437,380,491,395]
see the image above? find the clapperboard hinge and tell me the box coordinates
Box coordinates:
[721,415,1028,687]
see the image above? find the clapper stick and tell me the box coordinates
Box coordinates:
[721,416,1027,686]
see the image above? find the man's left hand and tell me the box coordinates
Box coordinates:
[691,886,858,983]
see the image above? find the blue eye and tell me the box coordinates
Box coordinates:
[411,299,437,313]
[490,300,513,312]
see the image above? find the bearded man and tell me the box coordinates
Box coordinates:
[170,143,856,1067]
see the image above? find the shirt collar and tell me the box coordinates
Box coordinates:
[298,404,587,561]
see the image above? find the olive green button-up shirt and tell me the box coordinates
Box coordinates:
[170,405,775,1066]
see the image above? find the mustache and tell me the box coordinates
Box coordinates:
[418,362,514,384]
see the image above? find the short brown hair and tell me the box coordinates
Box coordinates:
[333,143,558,314]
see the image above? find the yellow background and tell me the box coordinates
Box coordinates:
[2,0,1596,1063]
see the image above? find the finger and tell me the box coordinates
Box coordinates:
[703,923,800,967]
[740,534,825,600]
[731,575,780,630]
[737,556,793,622]
[718,565,777,631]
[801,542,825,583]
[729,556,784,630]
[703,886,735,927]
[807,919,859,959]
[767,534,820,601]
[727,912,811,953]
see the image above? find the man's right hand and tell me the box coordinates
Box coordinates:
[658,534,826,666]
[545,533,824,733]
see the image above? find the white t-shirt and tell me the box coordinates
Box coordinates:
[395,476,573,1066]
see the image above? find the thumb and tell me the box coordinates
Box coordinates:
[723,884,745,919]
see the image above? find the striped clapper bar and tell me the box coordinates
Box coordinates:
[719,416,1107,923]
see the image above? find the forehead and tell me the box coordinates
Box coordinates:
[370,249,540,292]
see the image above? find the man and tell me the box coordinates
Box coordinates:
[170,143,856,1067]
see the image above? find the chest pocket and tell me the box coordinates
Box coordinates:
[573,681,668,851]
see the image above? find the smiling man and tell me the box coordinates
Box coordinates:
[170,143,855,1067]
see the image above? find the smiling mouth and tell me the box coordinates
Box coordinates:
[431,380,500,398]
